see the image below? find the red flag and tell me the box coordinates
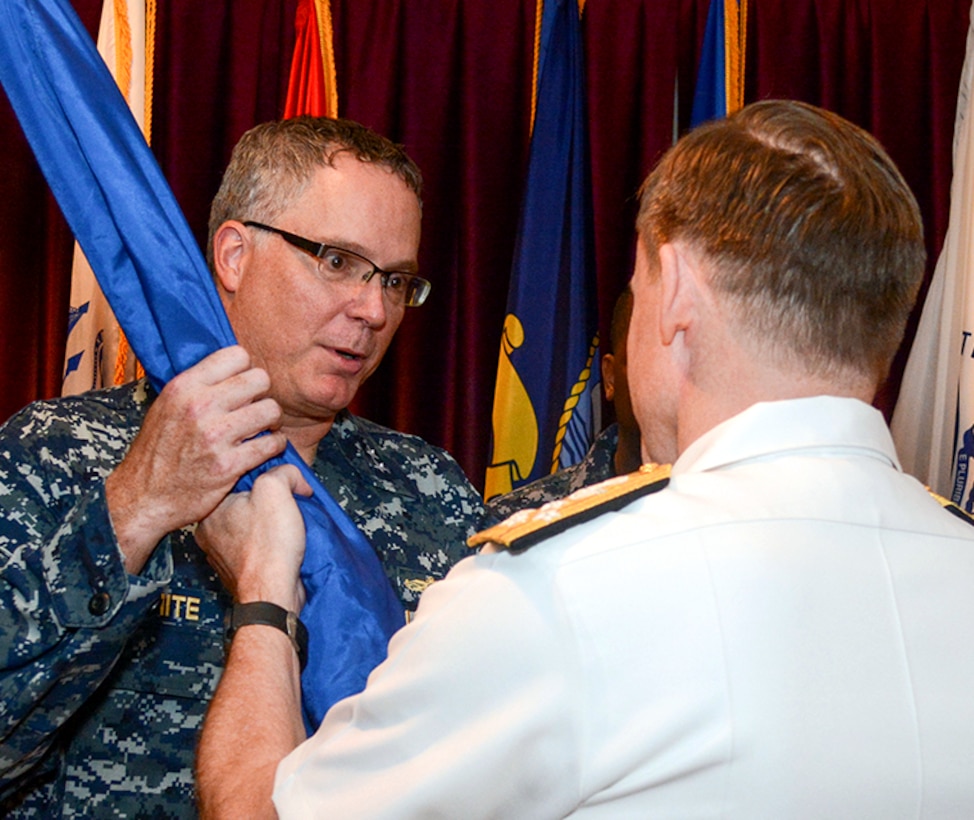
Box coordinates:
[284,0,337,118]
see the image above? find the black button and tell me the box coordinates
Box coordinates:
[88,592,112,616]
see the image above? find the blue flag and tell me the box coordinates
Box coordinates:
[484,0,599,500]
[0,0,403,731]
[690,0,747,127]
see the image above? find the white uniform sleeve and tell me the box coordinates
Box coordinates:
[273,549,584,819]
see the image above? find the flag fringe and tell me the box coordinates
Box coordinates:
[723,0,746,115]
[550,332,599,474]
[313,0,338,116]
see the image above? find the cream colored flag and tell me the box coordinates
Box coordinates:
[892,1,974,505]
[62,0,148,394]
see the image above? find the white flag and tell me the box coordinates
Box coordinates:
[892,2,974,505]
[62,0,147,394]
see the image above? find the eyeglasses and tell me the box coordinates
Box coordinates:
[243,221,431,308]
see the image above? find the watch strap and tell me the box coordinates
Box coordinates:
[226,601,308,670]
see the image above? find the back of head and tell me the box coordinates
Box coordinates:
[207,116,422,268]
[636,100,926,385]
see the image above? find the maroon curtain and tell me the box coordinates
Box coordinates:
[150,0,299,249]
[746,0,970,413]
[586,0,712,334]
[327,0,536,480]
[0,0,968,492]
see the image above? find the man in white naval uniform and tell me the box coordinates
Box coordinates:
[194,100,974,819]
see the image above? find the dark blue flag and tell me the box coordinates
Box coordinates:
[0,0,403,732]
[691,0,747,127]
[484,0,599,500]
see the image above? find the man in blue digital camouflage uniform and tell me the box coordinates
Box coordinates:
[0,116,486,818]
[486,286,643,521]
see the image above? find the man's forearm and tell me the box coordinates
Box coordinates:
[197,623,306,820]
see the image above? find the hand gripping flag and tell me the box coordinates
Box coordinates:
[484,0,599,500]
[0,0,404,731]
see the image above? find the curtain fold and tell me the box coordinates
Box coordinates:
[329,0,535,481]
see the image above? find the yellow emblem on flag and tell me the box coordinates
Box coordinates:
[484,313,540,500]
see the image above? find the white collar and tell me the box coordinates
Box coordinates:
[672,396,901,477]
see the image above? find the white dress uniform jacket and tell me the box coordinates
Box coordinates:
[274,396,974,819]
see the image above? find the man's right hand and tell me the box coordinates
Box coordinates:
[105,345,287,573]
[197,464,312,613]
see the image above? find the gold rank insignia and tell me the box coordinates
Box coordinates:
[927,488,974,527]
[469,462,672,553]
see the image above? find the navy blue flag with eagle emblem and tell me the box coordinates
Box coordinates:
[0,0,403,732]
[484,0,600,501]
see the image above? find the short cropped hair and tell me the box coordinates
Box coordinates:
[636,100,926,383]
[207,116,422,268]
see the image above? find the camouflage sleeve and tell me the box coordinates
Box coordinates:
[484,425,620,524]
[0,431,172,795]
[414,447,488,537]
[484,469,577,523]
[380,439,488,587]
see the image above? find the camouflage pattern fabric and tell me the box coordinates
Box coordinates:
[0,380,485,818]
[485,423,619,523]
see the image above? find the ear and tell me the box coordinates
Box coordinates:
[658,242,700,346]
[212,221,249,294]
[601,353,616,401]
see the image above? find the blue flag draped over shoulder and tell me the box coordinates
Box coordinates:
[691,0,747,127]
[484,0,599,501]
[0,0,403,731]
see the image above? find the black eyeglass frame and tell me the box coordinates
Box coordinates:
[242,220,431,307]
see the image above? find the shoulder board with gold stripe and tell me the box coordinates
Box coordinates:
[469,463,672,553]
[927,488,974,527]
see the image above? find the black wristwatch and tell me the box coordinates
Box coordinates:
[226,601,309,671]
